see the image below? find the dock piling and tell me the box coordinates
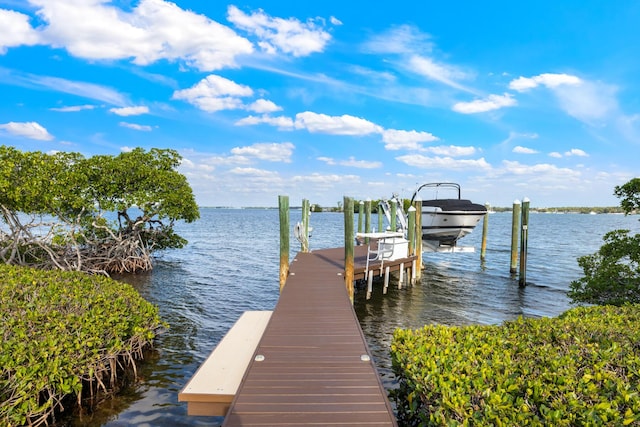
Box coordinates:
[480,203,489,261]
[414,197,423,281]
[510,200,521,275]
[408,206,416,285]
[344,196,355,303]
[358,200,364,235]
[365,198,372,244]
[301,198,310,252]
[390,199,397,231]
[279,195,289,292]
[519,198,530,287]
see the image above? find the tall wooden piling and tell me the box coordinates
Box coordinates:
[358,200,364,235]
[390,199,397,232]
[408,205,416,285]
[365,198,372,244]
[519,198,530,287]
[302,198,310,252]
[279,195,289,292]
[414,197,423,281]
[378,202,384,233]
[510,200,521,275]
[480,203,490,261]
[344,196,355,303]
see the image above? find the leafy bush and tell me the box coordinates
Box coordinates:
[569,229,640,305]
[0,146,199,274]
[0,264,164,427]
[391,305,640,426]
[568,177,640,306]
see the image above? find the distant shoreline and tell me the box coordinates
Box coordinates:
[197,205,634,215]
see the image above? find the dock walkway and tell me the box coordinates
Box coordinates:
[221,246,400,426]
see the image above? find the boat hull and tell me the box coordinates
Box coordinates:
[419,199,487,245]
[421,209,486,245]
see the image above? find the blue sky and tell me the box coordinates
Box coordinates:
[1,0,639,208]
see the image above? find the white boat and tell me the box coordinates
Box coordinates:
[410,183,487,249]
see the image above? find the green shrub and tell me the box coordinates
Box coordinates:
[569,229,640,306]
[0,264,164,427]
[391,305,640,426]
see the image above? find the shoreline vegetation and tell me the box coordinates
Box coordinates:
[0,264,165,427]
[0,146,199,276]
[391,305,640,426]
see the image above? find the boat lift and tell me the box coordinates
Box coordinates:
[379,193,478,254]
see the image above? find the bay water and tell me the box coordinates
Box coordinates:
[63,209,640,426]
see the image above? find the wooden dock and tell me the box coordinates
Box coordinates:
[220,246,408,426]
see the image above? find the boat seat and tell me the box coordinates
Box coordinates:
[365,237,396,279]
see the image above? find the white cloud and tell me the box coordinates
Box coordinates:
[362,25,432,56]
[565,148,588,157]
[173,75,253,112]
[8,72,128,106]
[617,114,640,144]
[49,104,95,112]
[330,16,343,26]
[229,167,281,179]
[500,160,581,178]
[409,55,472,91]
[294,111,383,135]
[501,132,539,145]
[230,142,294,162]
[227,5,331,57]
[0,9,40,53]
[363,25,473,93]
[395,154,491,170]
[452,93,516,114]
[554,80,618,123]
[317,156,382,169]
[24,0,253,72]
[179,157,215,172]
[110,106,149,116]
[235,114,295,129]
[509,73,618,124]
[382,129,439,150]
[549,152,563,158]
[119,122,152,131]
[292,173,360,186]
[425,145,477,157]
[247,99,282,113]
[0,121,54,140]
[349,65,396,83]
[509,73,582,92]
[513,146,538,154]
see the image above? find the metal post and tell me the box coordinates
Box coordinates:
[519,198,530,287]
[279,195,289,292]
[510,200,521,275]
[344,196,355,303]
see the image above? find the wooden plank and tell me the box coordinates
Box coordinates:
[178,310,272,416]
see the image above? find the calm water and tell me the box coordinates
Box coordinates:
[63,209,640,426]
